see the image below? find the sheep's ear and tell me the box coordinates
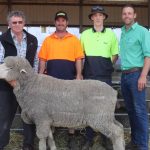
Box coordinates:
[20,69,27,74]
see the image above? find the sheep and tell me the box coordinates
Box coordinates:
[0,56,125,150]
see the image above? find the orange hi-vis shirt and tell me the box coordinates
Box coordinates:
[38,32,84,80]
[38,32,84,62]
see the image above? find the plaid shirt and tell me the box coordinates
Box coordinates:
[11,31,27,58]
[0,31,38,72]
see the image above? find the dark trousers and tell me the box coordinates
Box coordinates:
[121,71,149,150]
[0,90,36,149]
[85,77,112,143]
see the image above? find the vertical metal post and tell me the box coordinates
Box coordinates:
[8,0,12,12]
[79,0,83,33]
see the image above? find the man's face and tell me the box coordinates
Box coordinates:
[122,7,136,26]
[91,12,105,26]
[55,17,68,32]
[9,16,25,34]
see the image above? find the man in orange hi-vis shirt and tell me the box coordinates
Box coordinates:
[38,11,84,149]
[38,11,84,80]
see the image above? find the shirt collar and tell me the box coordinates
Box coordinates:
[11,30,26,40]
[92,27,106,33]
[51,31,73,39]
[122,22,138,32]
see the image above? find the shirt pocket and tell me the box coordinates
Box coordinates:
[126,38,138,46]
[102,40,111,50]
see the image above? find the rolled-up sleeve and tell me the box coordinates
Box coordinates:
[110,32,119,56]
[141,29,150,57]
[38,38,48,61]
[75,37,84,60]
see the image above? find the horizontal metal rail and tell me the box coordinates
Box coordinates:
[11,127,150,131]
[117,99,150,102]
[15,113,150,116]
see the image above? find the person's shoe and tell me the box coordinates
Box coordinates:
[22,144,34,150]
[125,141,139,150]
[82,141,93,150]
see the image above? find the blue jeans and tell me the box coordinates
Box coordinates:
[121,71,149,150]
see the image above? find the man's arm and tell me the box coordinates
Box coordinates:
[112,54,118,64]
[38,59,46,74]
[75,59,83,80]
[33,51,39,73]
[138,57,150,91]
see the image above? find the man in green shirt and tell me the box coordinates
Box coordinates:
[120,4,150,150]
[80,5,119,149]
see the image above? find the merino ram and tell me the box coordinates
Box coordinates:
[0,56,125,150]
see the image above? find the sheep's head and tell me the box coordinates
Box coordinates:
[0,56,33,85]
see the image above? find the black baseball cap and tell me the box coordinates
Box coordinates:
[55,11,68,20]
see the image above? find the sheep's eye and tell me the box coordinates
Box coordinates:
[8,67,13,70]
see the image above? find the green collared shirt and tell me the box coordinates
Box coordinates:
[120,22,150,70]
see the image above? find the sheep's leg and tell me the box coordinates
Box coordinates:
[109,122,125,150]
[48,128,57,150]
[39,138,47,150]
[90,121,125,150]
[36,120,52,150]
[114,118,124,128]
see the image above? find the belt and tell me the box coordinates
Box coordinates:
[122,67,142,74]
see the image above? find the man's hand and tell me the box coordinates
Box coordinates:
[138,75,147,91]
[138,57,150,91]
[8,80,17,88]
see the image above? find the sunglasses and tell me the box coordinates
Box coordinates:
[92,6,104,12]
[12,21,23,25]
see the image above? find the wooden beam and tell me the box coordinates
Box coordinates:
[0,2,148,7]
[79,0,83,33]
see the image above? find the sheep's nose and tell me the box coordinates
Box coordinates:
[0,63,10,79]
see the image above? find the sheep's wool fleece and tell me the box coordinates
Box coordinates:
[3,57,117,129]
